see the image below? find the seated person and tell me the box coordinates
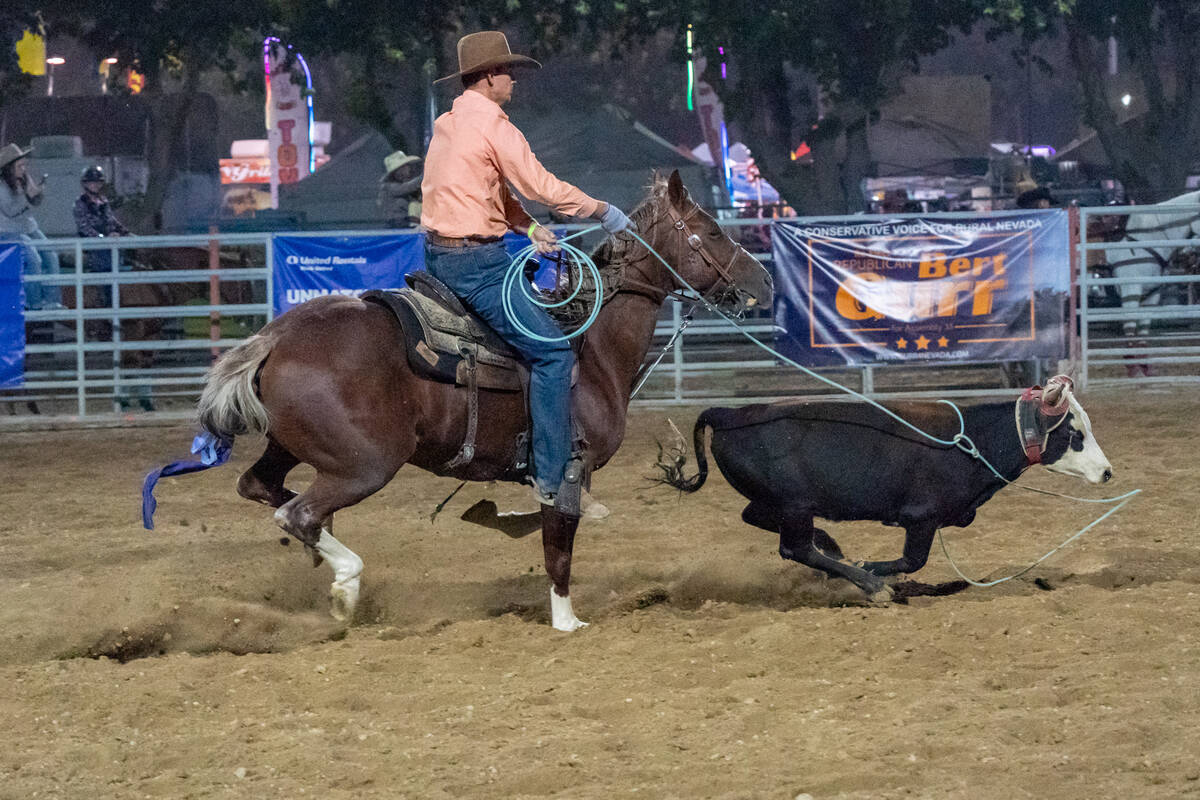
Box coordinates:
[74,165,131,273]
[0,142,63,310]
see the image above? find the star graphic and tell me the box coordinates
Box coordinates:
[937,336,949,348]
[915,335,931,350]
[896,337,908,349]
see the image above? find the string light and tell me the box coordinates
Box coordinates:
[686,24,694,111]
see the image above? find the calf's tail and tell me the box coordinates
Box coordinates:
[196,331,277,439]
[652,412,713,493]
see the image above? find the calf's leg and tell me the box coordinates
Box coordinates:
[860,522,937,577]
[742,502,844,559]
[778,509,890,600]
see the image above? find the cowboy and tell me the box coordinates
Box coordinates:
[421,30,632,511]
[0,142,63,310]
[378,150,424,228]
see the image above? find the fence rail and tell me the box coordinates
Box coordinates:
[3,210,1198,424]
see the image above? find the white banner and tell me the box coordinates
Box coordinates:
[265,38,312,208]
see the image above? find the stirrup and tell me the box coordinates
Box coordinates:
[553,457,585,517]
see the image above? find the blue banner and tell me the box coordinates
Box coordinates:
[273,234,425,315]
[272,232,560,316]
[772,211,1070,366]
[0,242,24,388]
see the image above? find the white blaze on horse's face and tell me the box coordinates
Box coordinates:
[1044,393,1113,484]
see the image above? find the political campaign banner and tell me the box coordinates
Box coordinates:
[0,242,25,387]
[272,234,424,315]
[772,210,1070,366]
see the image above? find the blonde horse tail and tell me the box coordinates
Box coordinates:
[196,332,277,439]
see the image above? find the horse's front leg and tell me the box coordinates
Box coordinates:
[541,507,586,631]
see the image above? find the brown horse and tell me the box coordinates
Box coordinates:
[192,171,772,630]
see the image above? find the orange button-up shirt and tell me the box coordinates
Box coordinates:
[420,90,602,238]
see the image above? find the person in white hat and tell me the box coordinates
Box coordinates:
[420,30,630,514]
[0,143,63,310]
[377,150,423,227]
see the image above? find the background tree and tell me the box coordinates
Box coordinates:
[679,0,981,214]
[988,0,1200,202]
[0,4,42,100]
[36,0,273,230]
[270,0,666,153]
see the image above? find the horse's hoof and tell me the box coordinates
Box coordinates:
[553,617,589,632]
[581,490,610,521]
[329,577,360,623]
[866,584,895,605]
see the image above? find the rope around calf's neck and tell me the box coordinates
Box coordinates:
[500,224,1141,586]
[619,229,1141,587]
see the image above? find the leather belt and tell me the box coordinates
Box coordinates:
[427,232,503,248]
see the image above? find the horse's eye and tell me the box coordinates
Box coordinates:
[708,229,724,238]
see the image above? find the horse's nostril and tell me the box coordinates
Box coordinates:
[1102,468,1112,482]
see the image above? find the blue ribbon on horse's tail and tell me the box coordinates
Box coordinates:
[142,432,233,530]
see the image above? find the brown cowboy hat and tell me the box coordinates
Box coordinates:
[434,31,541,85]
[0,142,33,170]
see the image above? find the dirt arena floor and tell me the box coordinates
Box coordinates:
[2,386,1198,799]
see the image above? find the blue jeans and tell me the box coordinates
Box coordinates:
[19,230,62,309]
[425,242,575,493]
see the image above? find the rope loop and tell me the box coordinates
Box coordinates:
[502,226,605,342]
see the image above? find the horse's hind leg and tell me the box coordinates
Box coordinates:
[237,438,300,508]
[274,468,399,622]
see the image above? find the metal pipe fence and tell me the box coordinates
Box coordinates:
[1076,203,1200,389]
[3,211,1197,424]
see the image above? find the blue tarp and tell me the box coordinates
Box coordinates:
[0,242,25,388]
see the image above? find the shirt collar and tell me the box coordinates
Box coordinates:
[453,89,508,120]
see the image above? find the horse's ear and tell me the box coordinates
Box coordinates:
[667,169,687,207]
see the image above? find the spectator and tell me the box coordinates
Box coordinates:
[1016,185,1054,209]
[74,165,131,273]
[377,150,423,228]
[0,142,63,310]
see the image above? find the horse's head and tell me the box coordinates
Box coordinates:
[633,170,773,313]
[1025,375,1113,484]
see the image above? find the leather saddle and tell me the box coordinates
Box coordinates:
[362,272,525,392]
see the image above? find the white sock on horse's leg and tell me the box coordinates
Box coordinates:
[550,587,588,632]
[316,528,362,622]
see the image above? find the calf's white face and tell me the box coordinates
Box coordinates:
[1043,393,1113,484]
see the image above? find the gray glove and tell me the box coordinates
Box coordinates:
[600,203,633,234]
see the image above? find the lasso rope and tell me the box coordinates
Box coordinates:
[504,224,1140,586]
[502,229,605,342]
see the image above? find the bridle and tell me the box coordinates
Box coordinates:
[615,195,753,311]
